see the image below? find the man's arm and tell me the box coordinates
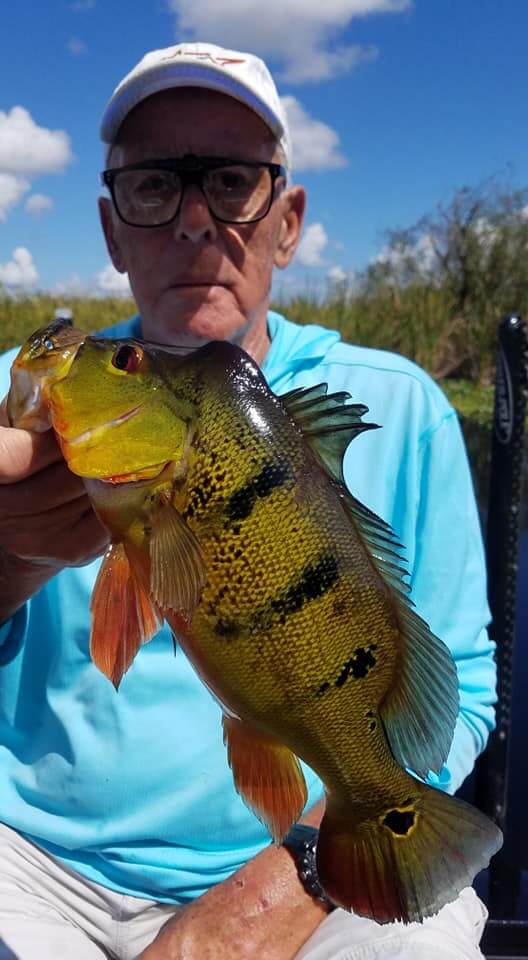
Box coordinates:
[139,800,329,960]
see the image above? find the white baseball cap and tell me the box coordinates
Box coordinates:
[100,42,291,170]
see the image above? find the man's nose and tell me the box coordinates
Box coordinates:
[172,185,218,243]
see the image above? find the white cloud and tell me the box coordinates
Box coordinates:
[296,222,328,266]
[281,97,346,172]
[374,233,438,284]
[168,0,410,83]
[52,274,91,297]
[95,263,132,297]
[67,37,87,56]
[0,247,38,290]
[25,193,54,216]
[328,265,347,283]
[0,107,73,176]
[0,173,30,221]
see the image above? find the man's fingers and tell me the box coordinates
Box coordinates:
[0,459,86,516]
[0,425,63,484]
[0,396,8,428]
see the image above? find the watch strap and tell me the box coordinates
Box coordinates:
[282,824,335,909]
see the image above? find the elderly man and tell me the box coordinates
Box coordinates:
[0,43,495,960]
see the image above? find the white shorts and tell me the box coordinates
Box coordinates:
[0,822,489,960]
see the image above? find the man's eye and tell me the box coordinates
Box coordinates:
[136,174,172,194]
[216,168,254,192]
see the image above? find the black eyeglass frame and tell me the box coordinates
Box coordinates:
[100,154,288,227]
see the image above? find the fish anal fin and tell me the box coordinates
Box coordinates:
[317,781,502,923]
[280,382,379,483]
[222,715,307,843]
[148,493,206,619]
[90,542,161,689]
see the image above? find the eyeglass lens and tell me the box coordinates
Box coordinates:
[112,164,274,225]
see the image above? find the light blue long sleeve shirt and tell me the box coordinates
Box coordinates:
[0,311,496,902]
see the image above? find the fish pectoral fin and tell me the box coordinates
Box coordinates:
[222,715,308,844]
[90,541,162,689]
[317,782,502,923]
[148,494,206,619]
[280,382,379,483]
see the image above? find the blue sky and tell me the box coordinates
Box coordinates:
[0,0,526,300]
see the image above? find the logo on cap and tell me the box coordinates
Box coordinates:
[161,49,246,68]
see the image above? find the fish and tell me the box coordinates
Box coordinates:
[7,323,502,924]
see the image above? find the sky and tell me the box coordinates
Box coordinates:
[0,0,527,301]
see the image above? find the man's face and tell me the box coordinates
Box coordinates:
[99,88,305,359]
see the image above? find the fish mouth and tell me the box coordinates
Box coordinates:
[7,367,51,431]
[64,404,142,448]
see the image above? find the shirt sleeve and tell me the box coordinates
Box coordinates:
[410,410,496,794]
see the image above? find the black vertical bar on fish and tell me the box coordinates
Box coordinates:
[474,315,528,919]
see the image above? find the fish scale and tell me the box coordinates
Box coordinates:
[7,324,503,924]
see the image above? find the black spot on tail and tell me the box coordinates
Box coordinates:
[226,459,290,522]
[383,808,416,836]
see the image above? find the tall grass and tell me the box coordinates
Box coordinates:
[0,294,136,354]
[0,283,519,393]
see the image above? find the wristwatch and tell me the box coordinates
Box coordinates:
[281,824,336,910]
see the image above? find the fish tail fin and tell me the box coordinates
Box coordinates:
[316,781,502,924]
[91,541,161,689]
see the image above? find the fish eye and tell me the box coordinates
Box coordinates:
[111,344,143,373]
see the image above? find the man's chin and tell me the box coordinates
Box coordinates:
[143,293,246,348]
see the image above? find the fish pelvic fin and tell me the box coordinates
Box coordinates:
[316,782,502,923]
[280,383,379,484]
[90,541,161,689]
[148,492,206,620]
[222,715,308,843]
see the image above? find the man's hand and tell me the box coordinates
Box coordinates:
[0,399,108,621]
[138,803,329,960]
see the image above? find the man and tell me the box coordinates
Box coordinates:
[0,42,496,959]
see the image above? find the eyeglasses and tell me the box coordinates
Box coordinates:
[101,154,287,228]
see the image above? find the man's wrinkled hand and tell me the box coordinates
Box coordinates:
[0,402,109,620]
[0,421,108,568]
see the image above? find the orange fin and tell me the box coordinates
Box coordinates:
[316,781,502,923]
[90,542,161,689]
[222,715,307,843]
[148,493,206,619]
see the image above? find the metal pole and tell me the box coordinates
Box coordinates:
[474,315,528,918]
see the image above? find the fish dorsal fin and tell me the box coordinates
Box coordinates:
[148,492,206,620]
[341,491,459,778]
[280,383,379,482]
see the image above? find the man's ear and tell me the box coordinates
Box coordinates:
[274,186,306,270]
[98,196,127,273]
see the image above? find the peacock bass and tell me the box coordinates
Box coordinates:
[7,321,502,924]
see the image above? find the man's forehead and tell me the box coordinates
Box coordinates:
[112,87,278,157]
